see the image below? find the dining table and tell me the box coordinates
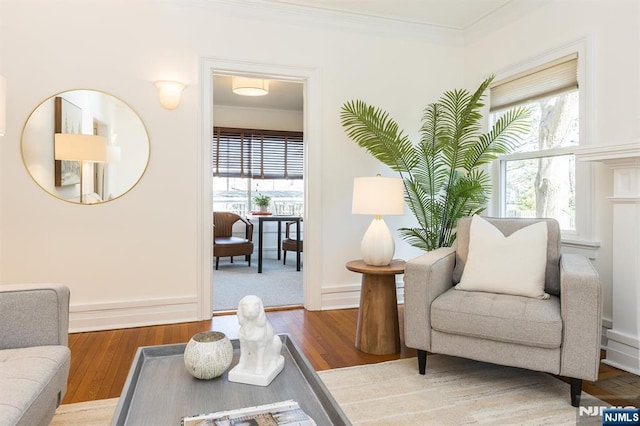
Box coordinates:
[253,215,302,273]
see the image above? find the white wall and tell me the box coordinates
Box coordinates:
[213,105,303,132]
[2,0,624,332]
[463,0,640,321]
[0,0,462,330]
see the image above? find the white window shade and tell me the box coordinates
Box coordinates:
[490,53,578,112]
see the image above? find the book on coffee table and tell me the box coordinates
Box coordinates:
[181,399,316,426]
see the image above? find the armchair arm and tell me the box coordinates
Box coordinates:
[403,247,456,351]
[0,284,70,349]
[558,254,602,381]
[240,217,254,241]
[285,221,299,238]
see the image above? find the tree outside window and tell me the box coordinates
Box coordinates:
[490,53,579,232]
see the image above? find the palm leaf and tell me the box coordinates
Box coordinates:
[341,76,530,251]
[340,100,417,173]
[464,106,530,170]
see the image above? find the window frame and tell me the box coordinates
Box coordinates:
[489,39,595,244]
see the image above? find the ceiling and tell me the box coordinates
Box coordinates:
[213,75,304,112]
[213,0,514,112]
[269,0,513,30]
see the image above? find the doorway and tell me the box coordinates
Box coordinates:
[212,74,304,311]
[198,58,322,319]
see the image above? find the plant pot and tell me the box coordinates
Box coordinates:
[183,331,233,379]
[259,205,268,213]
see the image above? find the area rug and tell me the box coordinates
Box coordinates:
[213,257,303,311]
[52,355,606,425]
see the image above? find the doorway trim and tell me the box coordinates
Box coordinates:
[198,57,322,318]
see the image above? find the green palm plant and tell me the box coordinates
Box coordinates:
[341,76,530,251]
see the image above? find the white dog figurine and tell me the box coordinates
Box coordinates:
[228,295,285,386]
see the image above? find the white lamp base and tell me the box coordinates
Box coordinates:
[361,217,395,266]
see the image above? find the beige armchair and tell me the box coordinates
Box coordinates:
[403,217,602,407]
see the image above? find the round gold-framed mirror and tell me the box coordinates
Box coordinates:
[21,89,150,204]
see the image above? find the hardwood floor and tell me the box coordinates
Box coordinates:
[63,307,639,408]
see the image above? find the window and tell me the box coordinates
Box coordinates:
[212,127,304,215]
[212,127,303,179]
[490,53,581,234]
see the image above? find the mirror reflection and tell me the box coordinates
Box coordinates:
[21,90,149,204]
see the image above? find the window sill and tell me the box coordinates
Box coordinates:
[561,238,600,260]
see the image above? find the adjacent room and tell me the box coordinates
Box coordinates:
[1,0,638,424]
[211,73,305,312]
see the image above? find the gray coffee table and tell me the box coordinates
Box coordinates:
[111,334,350,425]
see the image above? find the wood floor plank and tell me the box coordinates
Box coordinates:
[62,307,639,407]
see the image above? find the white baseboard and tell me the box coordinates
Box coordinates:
[599,317,640,375]
[602,328,640,375]
[601,317,612,349]
[69,296,199,332]
[320,283,360,310]
[320,281,404,311]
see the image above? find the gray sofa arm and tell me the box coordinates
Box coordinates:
[0,284,70,350]
[558,254,602,381]
[403,248,456,351]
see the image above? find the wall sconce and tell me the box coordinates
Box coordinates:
[352,175,405,266]
[231,77,269,97]
[0,75,6,136]
[155,80,185,110]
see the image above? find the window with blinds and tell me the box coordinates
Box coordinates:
[490,53,578,112]
[213,127,304,179]
[490,51,581,234]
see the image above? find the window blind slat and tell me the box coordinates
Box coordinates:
[212,127,303,179]
[490,53,578,112]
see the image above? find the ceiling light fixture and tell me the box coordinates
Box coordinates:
[231,77,269,97]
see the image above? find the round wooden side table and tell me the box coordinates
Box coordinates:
[346,259,406,355]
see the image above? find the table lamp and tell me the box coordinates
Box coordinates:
[352,175,405,266]
[54,133,108,203]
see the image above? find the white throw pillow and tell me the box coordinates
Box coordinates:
[455,215,550,299]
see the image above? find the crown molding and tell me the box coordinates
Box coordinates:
[464,0,552,42]
[161,0,464,45]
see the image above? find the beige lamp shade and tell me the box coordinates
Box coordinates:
[54,134,108,162]
[352,176,405,216]
[231,77,269,97]
[0,75,6,136]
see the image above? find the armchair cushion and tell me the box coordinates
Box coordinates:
[431,289,562,348]
[455,215,550,299]
[453,216,562,296]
